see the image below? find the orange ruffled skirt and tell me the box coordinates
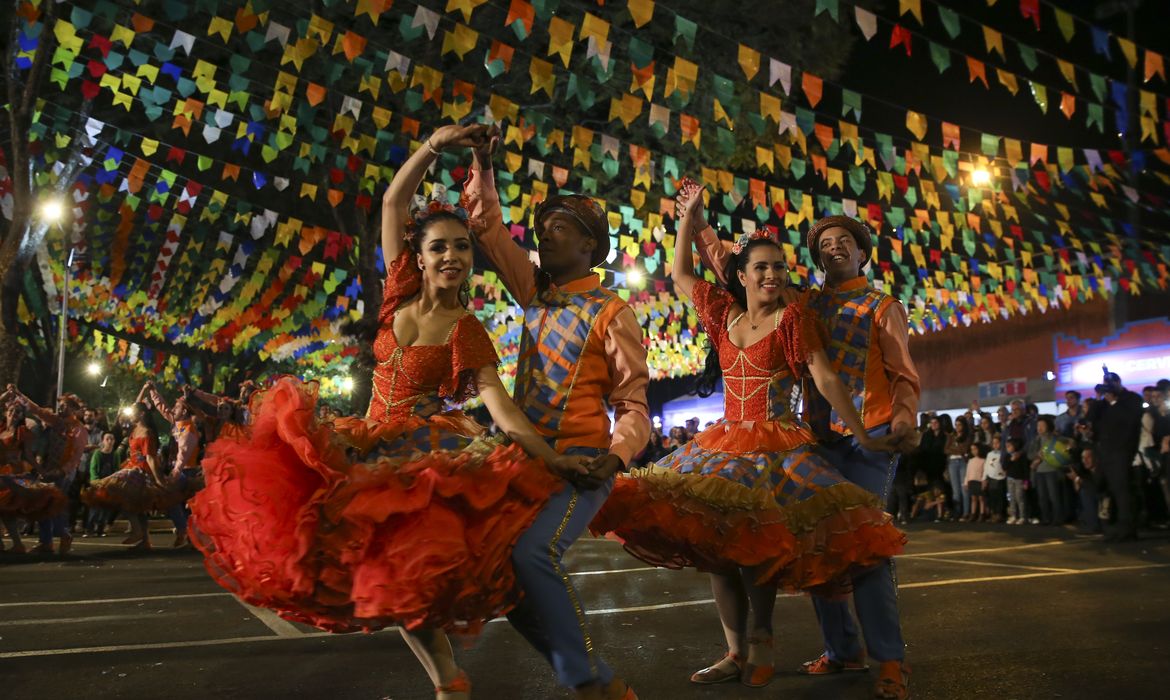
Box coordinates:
[0,474,68,521]
[591,419,905,594]
[189,377,561,635]
[81,467,185,513]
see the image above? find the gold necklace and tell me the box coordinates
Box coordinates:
[746,307,782,330]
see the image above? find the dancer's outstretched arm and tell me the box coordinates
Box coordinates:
[381,123,493,269]
[475,366,590,481]
[144,382,177,424]
[807,349,896,452]
[464,128,539,307]
[671,183,706,301]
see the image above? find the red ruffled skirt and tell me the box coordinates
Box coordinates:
[591,419,906,594]
[0,475,68,520]
[189,377,562,635]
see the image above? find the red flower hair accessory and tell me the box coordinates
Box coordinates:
[730,226,780,255]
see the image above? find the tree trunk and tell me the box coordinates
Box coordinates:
[0,321,24,387]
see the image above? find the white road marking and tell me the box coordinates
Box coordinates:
[905,556,1075,573]
[1,614,156,627]
[572,566,660,576]
[0,592,227,608]
[233,600,303,638]
[897,562,1170,589]
[899,539,1071,558]
[5,561,1167,659]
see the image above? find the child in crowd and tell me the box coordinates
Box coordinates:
[910,470,946,522]
[964,443,988,522]
[983,434,1007,523]
[1004,437,1031,524]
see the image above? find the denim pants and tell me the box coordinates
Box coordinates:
[1034,471,1064,524]
[947,457,969,516]
[38,472,75,545]
[1007,477,1029,520]
[810,425,905,663]
[506,446,615,688]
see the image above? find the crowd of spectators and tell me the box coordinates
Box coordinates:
[636,373,1169,544]
[896,374,1170,542]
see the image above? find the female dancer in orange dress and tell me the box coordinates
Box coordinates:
[592,183,905,687]
[81,396,178,551]
[190,123,587,700]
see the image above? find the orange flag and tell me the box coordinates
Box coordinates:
[801,72,823,107]
[966,57,988,88]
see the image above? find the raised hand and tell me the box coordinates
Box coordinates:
[428,123,496,153]
[675,178,706,233]
[471,123,501,166]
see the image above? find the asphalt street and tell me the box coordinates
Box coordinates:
[2,522,1168,699]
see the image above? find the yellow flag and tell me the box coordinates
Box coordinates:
[899,0,922,24]
[738,44,760,80]
[905,110,927,140]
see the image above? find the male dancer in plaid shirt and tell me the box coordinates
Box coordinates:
[464,130,647,700]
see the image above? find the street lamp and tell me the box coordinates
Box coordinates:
[39,196,73,401]
[86,361,102,377]
[39,198,66,225]
[971,168,992,187]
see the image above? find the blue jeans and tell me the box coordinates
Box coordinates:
[506,447,615,689]
[947,457,969,516]
[1034,471,1064,524]
[811,425,905,663]
[38,473,75,546]
[1078,481,1101,532]
[86,507,111,533]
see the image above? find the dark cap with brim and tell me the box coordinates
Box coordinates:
[535,194,610,267]
[807,215,874,269]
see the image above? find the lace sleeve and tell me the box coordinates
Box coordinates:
[779,302,826,378]
[690,279,736,347]
[439,316,501,403]
[378,248,422,325]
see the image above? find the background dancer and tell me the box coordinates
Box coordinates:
[81,389,177,551]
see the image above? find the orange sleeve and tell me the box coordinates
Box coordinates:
[379,248,421,324]
[463,160,538,307]
[690,279,736,348]
[440,316,501,403]
[694,225,731,286]
[603,306,650,467]
[780,302,826,378]
[875,301,921,430]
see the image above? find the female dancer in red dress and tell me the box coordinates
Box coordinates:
[0,399,68,553]
[592,184,905,687]
[81,394,178,551]
[190,123,587,699]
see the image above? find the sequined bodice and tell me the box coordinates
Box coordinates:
[718,328,800,423]
[126,434,154,470]
[367,319,454,423]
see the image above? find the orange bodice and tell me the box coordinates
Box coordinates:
[364,250,498,424]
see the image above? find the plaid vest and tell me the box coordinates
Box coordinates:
[514,283,622,452]
[806,278,896,436]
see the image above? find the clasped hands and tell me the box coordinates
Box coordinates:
[548,453,624,490]
[427,123,501,160]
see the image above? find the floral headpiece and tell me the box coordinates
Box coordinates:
[730,227,779,255]
[404,197,470,241]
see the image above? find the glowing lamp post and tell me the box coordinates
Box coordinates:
[40,198,72,400]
